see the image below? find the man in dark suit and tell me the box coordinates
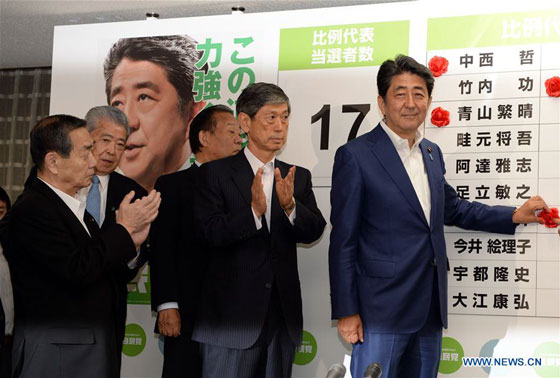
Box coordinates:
[329,55,549,378]
[193,83,326,378]
[0,114,160,378]
[150,104,242,378]
[83,106,149,368]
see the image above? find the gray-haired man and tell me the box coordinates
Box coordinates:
[84,106,149,370]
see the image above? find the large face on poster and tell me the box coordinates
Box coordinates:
[50,29,262,191]
[103,35,206,190]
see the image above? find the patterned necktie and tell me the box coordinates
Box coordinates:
[86,175,101,225]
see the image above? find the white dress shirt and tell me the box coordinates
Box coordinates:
[244,147,296,230]
[379,121,431,225]
[40,178,90,235]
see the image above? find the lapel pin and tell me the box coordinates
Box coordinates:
[427,146,434,161]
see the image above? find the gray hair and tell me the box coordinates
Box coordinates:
[103,35,205,116]
[84,106,130,137]
[236,82,291,119]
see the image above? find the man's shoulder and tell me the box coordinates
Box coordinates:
[154,166,198,190]
[276,159,311,177]
[110,171,146,196]
[337,125,378,154]
[7,182,63,227]
[204,153,238,171]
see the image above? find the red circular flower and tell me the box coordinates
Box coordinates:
[431,107,450,127]
[538,207,559,228]
[428,56,449,77]
[545,76,560,97]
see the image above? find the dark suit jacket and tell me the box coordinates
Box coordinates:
[150,165,205,335]
[192,151,326,349]
[0,178,136,378]
[329,125,517,333]
[101,172,147,356]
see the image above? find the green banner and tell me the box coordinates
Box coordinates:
[279,21,409,71]
[428,10,560,50]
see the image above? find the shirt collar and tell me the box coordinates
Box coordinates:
[96,174,109,191]
[379,120,423,152]
[244,147,274,175]
[39,178,86,218]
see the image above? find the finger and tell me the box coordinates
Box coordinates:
[253,168,264,189]
[288,166,296,181]
[274,167,282,183]
[146,210,159,223]
[122,191,135,205]
[143,193,162,213]
[255,167,263,180]
[358,324,364,343]
[138,190,158,206]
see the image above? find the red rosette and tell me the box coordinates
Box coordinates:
[545,76,560,97]
[430,107,450,127]
[428,56,449,77]
[538,207,559,228]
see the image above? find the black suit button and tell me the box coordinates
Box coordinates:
[265,283,272,289]
[432,258,437,267]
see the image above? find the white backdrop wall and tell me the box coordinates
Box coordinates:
[51,1,560,377]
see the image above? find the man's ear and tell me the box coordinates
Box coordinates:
[185,100,207,139]
[238,112,251,134]
[43,151,59,175]
[377,95,386,118]
[199,130,209,148]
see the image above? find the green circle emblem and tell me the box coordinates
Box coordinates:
[122,323,147,357]
[533,341,560,378]
[294,330,317,365]
[438,337,464,374]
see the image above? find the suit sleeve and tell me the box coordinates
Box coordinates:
[115,182,149,285]
[329,145,363,319]
[149,176,181,311]
[11,200,136,286]
[288,168,326,244]
[439,146,518,234]
[195,164,265,248]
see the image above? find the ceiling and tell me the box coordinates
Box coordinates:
[0,0,401,69]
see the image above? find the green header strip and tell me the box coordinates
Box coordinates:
[279,21,409,71]
[428,9,560,50]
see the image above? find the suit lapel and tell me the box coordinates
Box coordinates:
[368,125,427,226]
[105,173,117,225]
[420,139,438,228]
[231,152,255,207]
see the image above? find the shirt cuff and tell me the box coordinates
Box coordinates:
[157,302,179,312]
[127,249,141,269]
[252,206,263,230]
[285,202,296,225]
